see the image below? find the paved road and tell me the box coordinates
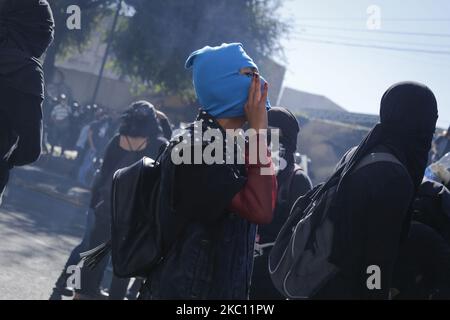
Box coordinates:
[0,169,86,300]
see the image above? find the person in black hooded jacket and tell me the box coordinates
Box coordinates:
[251,106,312,299]
[391,180,450,299]
[0,0,54,204]
[50,101,168,300]
[72,101,168,300]
[314,82,438,299]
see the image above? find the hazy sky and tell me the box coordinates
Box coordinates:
[279,0,450,128]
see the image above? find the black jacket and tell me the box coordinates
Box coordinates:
[413,180,450,242]
[0,79,42,166]
[145,112,256,300]
[314,146,414,299]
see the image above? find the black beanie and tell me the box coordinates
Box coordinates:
[268,106,300,153]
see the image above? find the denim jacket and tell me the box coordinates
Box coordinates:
[146,111,257,299]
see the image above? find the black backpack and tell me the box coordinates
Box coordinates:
[110,156,164,278]
[269,152,405,299]
[81,142,174,278]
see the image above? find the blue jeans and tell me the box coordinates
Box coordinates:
[77,149,96,187]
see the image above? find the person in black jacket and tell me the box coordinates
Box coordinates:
[75,101,167,300]
[314,82,438,299]
[251,106,312,299]
[49,101,168,300]
[412,180,450,242]
[139,43,277,300]
[0,0,54,204]
[391,180,450,299]
[392,221,450,299]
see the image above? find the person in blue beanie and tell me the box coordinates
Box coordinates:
[139,43,277,300]
[186,42,271,119]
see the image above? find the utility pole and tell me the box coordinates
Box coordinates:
[91,0,123,104]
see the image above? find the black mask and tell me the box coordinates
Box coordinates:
[340,82,438,191]
[119,101,162,139]
[268,107,300,154]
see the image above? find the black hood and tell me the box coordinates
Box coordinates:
[0,0,54,98]
[267,106,301,191]
[119,101,163,139]
[0,48,44,98]
[0,0,54,58]
[340,81,438,191]
[268,106,300,154]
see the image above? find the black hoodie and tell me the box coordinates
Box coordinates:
[0,0,54,167]
[0,0,54,99]
[315,82,438,299]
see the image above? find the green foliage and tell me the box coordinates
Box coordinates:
[45,0,289,102]
[44,0,114,79]
[50,0,113,49]
[111,0,289,97]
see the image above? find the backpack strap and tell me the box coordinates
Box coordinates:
[324,151,406,202]
[352,152,404,173]
[288,167,304,191]
[278,166,303,204]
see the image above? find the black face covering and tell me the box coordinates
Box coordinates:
[340,82,438,190]
[268,107,300,165]
[119,101,163,139]
[0,0,54,99]
[268,106,300,154]
[379,82,438,188]
[268,107,301,199]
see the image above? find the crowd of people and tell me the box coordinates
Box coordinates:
[50,100,172,300]
[1,0,450,301]
[43,95,115,185]
[44,95,105,156]
[42,93,175,188]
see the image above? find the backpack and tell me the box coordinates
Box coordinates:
[81,142,175,278]
[110,156,163,278]
[269,152,405,299]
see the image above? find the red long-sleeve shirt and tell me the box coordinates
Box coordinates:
[229,136,277,225]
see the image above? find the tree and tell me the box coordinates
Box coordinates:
[44,0,114,83]
[111,0,289,98]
